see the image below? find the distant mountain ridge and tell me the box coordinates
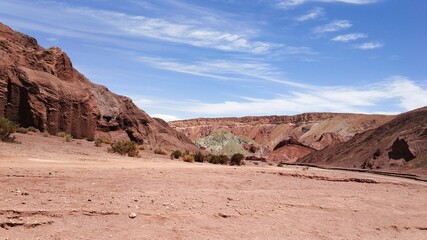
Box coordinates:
[170,112,394,161]
[0,22,198,151]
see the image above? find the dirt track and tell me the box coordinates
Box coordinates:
[1,133,427,239]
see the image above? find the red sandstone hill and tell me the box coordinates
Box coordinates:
[298,107,427,173]
[0,22,198,151]
[170,113,394,162]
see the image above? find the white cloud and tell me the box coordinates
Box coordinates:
[151,114,182,122]
[386,76,427,110]
[356,42,383,49]
[332,33,367,42]
[277,0,306,9]
[143,76,427,117]
[314,20,352,33]
[296,7,325,22]
[319,0,378,4]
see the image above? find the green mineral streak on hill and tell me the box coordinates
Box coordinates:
[195,129,259,156]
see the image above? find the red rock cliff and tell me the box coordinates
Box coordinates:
[0,22,198,152]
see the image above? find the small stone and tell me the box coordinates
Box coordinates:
[129,212,137,219]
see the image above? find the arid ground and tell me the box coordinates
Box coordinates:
[1,133,426,240]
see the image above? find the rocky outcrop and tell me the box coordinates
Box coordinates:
[298,107,427,172]
[170,113,394,161]
[0,22,198,151]
[267,138,315,163]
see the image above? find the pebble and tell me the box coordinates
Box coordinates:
[129,212,137,219]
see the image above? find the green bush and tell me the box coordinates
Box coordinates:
[94,138,102,147]
[27,126,37,132]
[64,134,73,142]
[16,127,29,134]
[182,154,195,163]
[230,153,245,166]
[110,140,139,157]
[154,148,167,155]
[57,131,67,137]
[194,152,206,163]
[0,117,18,142]
[208,154,229,165]
[170,150,182,159]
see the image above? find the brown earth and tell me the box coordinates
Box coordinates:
[1,132,427,239]
[298,106,427,175]
[0,22,198,152]
[170,113,394,161]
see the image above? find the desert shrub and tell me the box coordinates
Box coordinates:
[194,152,206,163]
[110,140,139,157]
[57,131,67,137]
[208,154,229,165]
[42,132,49,137]
[16,127,29,134]
[64,134,73,142]
[170,150,182,159]
[94,138,102,147]
[0,117,18,142]
[230,153,245,166]
[27,126,37,132]
[154,148,167,155]
[302,166,310,171]
[138,145,145,150]
[182,154,195,163]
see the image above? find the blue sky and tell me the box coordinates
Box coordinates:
[1,0,426,121]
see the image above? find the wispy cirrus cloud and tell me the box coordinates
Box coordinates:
[355,42,383,50]
[313,20,352,33]
[277,0,379,9]
[295,7,325,21]
[0,0,276,54]
[277,0,306,9]
[137,56,312,88]
[332,33,367,42]
[106,14,275,54]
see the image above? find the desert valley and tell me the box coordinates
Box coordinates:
[1,2,427,239]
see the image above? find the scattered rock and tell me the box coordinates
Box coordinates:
[129,212,137,219]
[218,213,231,218]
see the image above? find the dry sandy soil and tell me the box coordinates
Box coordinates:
[1,133,427,240]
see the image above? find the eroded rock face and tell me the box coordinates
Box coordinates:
[298,107,427,172]
[0,22,198,151]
